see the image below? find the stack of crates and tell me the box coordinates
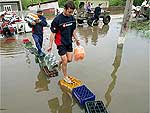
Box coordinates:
[71,84,108,113]
[23,39,32,49]
[23,39,38,56]
[44,53,58,71]
[22,38,59,78]
[28,48,38,56]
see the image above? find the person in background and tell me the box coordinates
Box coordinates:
[47,1,80,83]
[86,2,92,12]
[90,2,94,9]
[141,0,148,6]
[31,8,47,57]
[94,3,102,20]
[0,14,6,22]
[56,9,60,16]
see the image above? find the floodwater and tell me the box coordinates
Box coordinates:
[0,15,149,113]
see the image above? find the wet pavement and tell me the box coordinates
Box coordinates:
[0,15,149,113]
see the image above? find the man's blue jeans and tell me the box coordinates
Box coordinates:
[32,34,43,54]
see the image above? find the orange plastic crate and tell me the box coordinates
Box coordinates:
[59,76,82,91]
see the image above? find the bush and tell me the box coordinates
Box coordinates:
[58,0,79,8]
[109,0,124,6]
[21,0,48,10]
[133,0,143,6]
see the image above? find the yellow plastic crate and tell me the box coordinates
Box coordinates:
[59,76,82,91]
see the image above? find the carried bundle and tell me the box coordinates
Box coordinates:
[24,13,39,24]
[74,45,85,61]
[44,53,58,71]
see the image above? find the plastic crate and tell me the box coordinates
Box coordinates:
[22,38,30,43]
[43,66,58,78]
[38,59,46,68]
[24,41,33,49]
[85,101,108,113]
[59,76,82,91]
[28,47,38,55]
[72,85,95,106]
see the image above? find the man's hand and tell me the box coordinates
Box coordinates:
[76,40,80,46]
[35,19,41,23]
[47,46,52,52]
[31,21,36,25]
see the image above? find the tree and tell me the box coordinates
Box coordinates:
[21,0,31,10]
[58,0,79,8]
[109,0,125,6]
[21,0,48,10]
[109,0,143,6]
[58,0,67,8]
[133,0,143,6]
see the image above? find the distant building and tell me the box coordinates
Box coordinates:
[80,0,109,8]
[27,0,59,19]
[0,0,23,12]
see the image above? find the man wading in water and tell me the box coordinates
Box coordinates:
[48,1,80,83]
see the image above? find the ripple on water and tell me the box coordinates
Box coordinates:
[0,37,25,56]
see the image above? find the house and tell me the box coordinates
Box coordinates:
[0,0,23,12]
[27,0,59,19]
[80,0,109,8]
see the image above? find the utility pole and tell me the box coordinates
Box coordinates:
[117,0,134,48]
[38,0,41,8]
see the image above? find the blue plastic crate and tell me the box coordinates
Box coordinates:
[72,85,95,106]
[85,101,108,113]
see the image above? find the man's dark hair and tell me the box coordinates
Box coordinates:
[64,1,75,10]
[99,3,102,6]
[37,8,42,13]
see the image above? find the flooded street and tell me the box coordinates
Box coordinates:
[0,15,149,113]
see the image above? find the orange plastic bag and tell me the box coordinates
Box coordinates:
[74,46,85,61]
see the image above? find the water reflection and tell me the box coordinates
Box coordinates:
[0,37,24,55]
[105,11,131,107]
[35,69,50,92]
[48,86,75,113]
[105,46,123,107]
[78,25,109,45]
[25,49,31,64]
[48,97,60,113]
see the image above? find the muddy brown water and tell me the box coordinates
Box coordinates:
[0,15,149,113]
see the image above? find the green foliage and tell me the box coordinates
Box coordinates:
[109,0,124,6]
[74,0,80,8]
[58,0,67,8]
[130,21,150,31]
[21,0,31,10]
[21,0,48,10]
[133,0,143,6]
[21,0,79,10]
[109,0,143,6]
[58,0,79,8]
[21,0,144,10]
[129,21,150,38]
